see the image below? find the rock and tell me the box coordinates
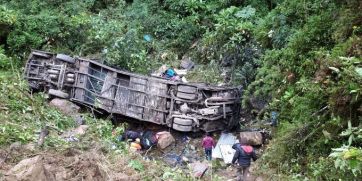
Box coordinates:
[73,125,89,136]
[74,115,85,125]
[239,132,263,146]
[10,142,21,151]
[24,143,36,152]
[5,155,55,181]
[182,156,189,163]
[156,131,175,149]
[62,125,89,142]
[64,136,79,142]
[189,145,196,151]
[180,57,195,70]
[49,98,80,116]
[37,127,49,146]
[190,161,208,178]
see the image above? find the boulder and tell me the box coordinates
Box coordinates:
[5,155,55,181]
[74,115,85,125]
[156,131,175,149]
[49,98,80,116]
[73,125,89,136]
[23,143,36,152]
[239,132,263,146]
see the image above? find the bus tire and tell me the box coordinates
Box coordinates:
[48,89,69,98]
[56,54,75,64]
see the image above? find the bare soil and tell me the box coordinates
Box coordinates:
[0,145,140,181]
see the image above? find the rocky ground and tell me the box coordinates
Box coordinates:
[0,143,140,181]
[0,98,270,181]
[0,139,265,181]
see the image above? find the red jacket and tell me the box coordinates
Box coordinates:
[202,136,215,149]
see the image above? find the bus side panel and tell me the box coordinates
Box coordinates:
[113,74,130,114]
[143,80,168,124]
[74,61,89,101]
[126,77,147,119]
[99,72,116,111]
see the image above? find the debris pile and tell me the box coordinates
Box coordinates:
[151,58,195,82]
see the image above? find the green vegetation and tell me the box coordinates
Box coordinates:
[0,0,361,180]
[0,64,192,180]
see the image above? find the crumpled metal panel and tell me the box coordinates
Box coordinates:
[212,132,238,161]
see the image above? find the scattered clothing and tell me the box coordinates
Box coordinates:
[163,153,182,167]
[141,130,157,149]
[118,130,140,142]
[130,142,142,151]
[162,68,181,81]
[164,68,176,78]
[181,134,189,143]
[127,131,141,141]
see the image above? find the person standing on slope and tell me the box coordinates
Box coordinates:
[202,132,215,161]
[232,138,257,181]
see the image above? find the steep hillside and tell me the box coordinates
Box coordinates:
[0,0,361,180]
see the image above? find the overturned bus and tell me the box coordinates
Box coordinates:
[24,50,241,132]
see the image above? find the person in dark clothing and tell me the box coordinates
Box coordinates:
[118,130,141,142]
[232,138,257,181]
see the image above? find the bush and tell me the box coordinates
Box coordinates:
[0,46,11,69]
